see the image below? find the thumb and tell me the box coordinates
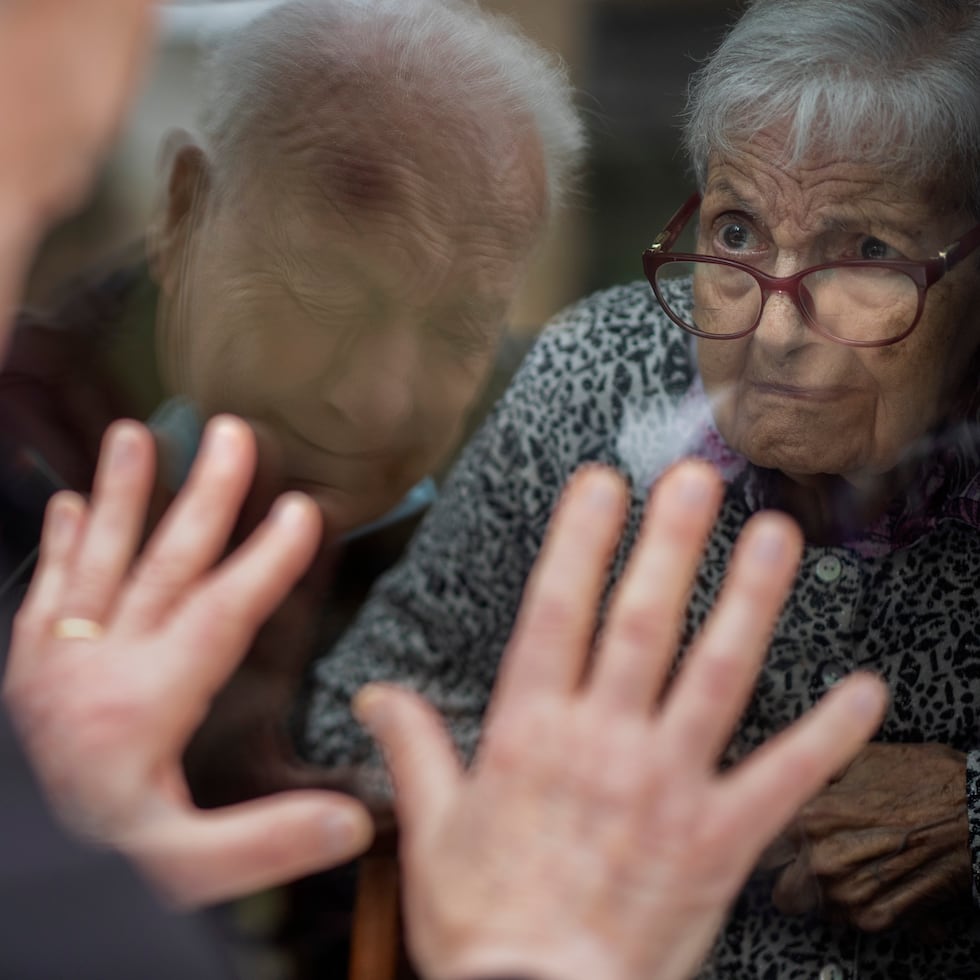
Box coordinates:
[353,683,462,840]
[129,792,374,908]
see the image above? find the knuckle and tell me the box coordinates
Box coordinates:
[807,849,838,877]
[613,600,666,651]
[695,649,745,702]
[133,553,187,597]
[525,591,575,642]
[69,559,119,608]
[486,702,560,774]
[193,582,241,622]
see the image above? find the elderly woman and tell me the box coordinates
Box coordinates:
[304,0,980,975]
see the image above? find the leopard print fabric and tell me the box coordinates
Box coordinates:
[304,278,980,979]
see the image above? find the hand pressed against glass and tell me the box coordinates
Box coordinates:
[694,134,980,484]
[357,464,887,980]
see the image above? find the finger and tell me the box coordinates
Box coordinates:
[771,853,823,916]
[719,673,888,860]
[114,416,256,629]
[815,821,963,903]
[849,855,964,933]
[589,461,722,713]
[493,467,628,703]
[130,793,374,909]
[353,683,463,840]
[166,493,322,699]
[8,492,87,660]
[658,511,802,764]
[805,827,912,875]
[821,867,882,908]
[60,421,155,624]
[795,776,884,836]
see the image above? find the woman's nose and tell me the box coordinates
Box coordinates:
[752,289,811,355]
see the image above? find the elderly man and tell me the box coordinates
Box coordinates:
[0,0,583,805]
[0,0,581,534]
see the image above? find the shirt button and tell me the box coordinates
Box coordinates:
[818,965,844,980]
[819,662,846,688]
[815,554,843,583]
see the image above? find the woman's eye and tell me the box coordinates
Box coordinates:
[858,237,894,260]
[718,222,754,252]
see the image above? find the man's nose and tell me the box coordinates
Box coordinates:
[320,331,419,432]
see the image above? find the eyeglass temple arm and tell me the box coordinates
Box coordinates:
[646,193,702,253]
[940,221,980,272]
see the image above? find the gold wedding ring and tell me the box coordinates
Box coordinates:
[52,617,105,641]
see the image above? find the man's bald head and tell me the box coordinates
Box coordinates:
[196,0,584,232]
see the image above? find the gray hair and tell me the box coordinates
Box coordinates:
[684,0,980,215]
[197,0,585,217]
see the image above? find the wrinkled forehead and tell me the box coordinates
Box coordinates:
[703,129,952,232]
[703,114,966,217]
[221,82,548,257]
[198,136,541,313]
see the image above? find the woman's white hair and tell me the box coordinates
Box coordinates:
[685,0,980,215]
[197,0,585,216]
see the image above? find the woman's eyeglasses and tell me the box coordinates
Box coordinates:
[643,193,980,348]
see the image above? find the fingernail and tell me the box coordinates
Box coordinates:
[351,684,385,725]
[203,416,240,461]
[108,422,142,468]
[323,808,372,852]
[272,493,310,527]
[48,495,80,548]
[848,676,888,720]
[749,522,790,563]
[582,468,622,510]
[674,464,714,506]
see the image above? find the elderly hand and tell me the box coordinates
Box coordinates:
[773,741,971,934]
[2,416,373,908]
[355,462,888,980]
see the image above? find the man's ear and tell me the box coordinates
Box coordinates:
[147,130,211,295]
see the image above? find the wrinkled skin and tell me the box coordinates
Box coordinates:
[773,742,971,935]
[697,136,980,486]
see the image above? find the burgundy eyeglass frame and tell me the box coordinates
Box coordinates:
[642,192,980,348]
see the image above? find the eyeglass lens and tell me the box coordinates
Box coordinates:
[655,261,919,343]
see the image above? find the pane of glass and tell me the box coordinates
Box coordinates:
[657,261,761,335]
[801,266,918,342]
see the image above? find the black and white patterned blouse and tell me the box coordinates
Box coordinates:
[305,278,980,980]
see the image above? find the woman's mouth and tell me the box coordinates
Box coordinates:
[751,381,853,403]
